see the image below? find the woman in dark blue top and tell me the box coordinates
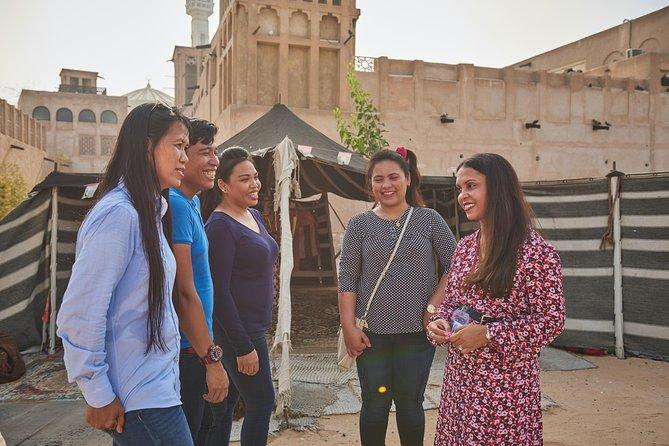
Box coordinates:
[201,147,279,446]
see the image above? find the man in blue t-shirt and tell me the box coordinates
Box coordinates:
[171,118,228,442]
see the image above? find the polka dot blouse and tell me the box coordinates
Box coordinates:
[338,206,457,334]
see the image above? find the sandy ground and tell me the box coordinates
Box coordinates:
[267,355,669,446]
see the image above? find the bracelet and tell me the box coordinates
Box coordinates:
[484,324,492,342]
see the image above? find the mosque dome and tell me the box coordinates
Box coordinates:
[123,82,175,110]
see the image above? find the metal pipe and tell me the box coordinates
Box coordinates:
[611,175,625,359]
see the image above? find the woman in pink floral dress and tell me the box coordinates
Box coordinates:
[427,153,565,446]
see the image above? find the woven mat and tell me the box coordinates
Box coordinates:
[0,352,81,402]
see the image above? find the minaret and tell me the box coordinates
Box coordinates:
[186,0,214,47]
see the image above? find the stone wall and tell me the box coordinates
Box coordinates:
[182,1,669,246]
[17,90,127,173]
[189,0,359,119]
[207,57,668,181]
[352,58,668,180]
[510,6,669,71]
[0,99,52,188]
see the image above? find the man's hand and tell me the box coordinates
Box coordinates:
[85,397,125,433]
[449,323,489,354]
[342,324,371,358]
[426,319,451,345]
[204,361,229,403]
[237,349,259,376]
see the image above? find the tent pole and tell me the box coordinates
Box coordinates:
[611,174,625,359]
[272,137,299,422]
[48,186,59,354]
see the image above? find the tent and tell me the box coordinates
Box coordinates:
[217,104,457,415]
[0,173,100,353]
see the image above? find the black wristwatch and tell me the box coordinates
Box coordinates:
[200,344,223,366]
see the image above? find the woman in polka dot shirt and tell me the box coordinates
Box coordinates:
[338,147,456,446]
[427,153,566,446]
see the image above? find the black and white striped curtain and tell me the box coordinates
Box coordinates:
[619,174,669,359]
[0,190,51,350]
[0,186,94,351]
[523,180,616,351]
[1,174,667,358]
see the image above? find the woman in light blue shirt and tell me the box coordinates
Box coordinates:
[57,103,193,445]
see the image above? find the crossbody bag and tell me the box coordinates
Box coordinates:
[337,207,414,369]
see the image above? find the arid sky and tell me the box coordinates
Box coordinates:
[0,0,666,104]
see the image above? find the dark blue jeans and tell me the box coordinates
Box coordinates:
[356,330,435,446]
[201,333,275,446]
[111,405,193,446]
[179,350,214,443]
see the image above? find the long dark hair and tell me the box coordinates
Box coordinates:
[101,102,190,352]
[200,146,253,221]
[458,153,534,298]
[367,148,425,207]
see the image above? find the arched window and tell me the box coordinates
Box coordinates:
[56,108,73,122]
[259,7,279,36]
[100,110,118,124]
[289,11,310,38]
[32,106,50,121]
[78,109,96,123]
[320,15,340,42]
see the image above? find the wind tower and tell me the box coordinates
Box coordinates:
[186,0,214,47]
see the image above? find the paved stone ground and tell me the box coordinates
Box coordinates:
[0,400,108,446]
[0,347,592,445]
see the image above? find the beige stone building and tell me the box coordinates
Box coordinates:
[174,1,669,241]
[17,69,128,173]
[176,1,669,181]
[510,7,669,73]
[0,98,52,189]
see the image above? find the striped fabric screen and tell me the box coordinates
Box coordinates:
[52,187,95,326]
[0,190,51,349]
[0,186,94,351]
[1,175,667,359]
[619,174,669,359]
[523,180,615,351]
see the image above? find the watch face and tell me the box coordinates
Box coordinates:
[427,304,437,314]
[209,345,223,362]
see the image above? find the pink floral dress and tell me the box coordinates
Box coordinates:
[432,229,565,446]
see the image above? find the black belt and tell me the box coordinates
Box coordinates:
[462,305,499,325]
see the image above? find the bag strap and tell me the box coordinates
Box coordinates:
[361,207,414,322]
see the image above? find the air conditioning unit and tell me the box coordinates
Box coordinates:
[626,48,643,58]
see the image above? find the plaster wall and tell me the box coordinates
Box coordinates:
[17,90,127,173]
[0,99,52,188]
[510,7,669,71]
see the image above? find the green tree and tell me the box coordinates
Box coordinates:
[0,163,28,219]
[334,63,388,157]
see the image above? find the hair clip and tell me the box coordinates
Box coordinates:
[395,146,408,161]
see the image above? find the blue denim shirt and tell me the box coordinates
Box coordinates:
[57,183,181,411]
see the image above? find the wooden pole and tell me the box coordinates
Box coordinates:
[48,185,58,354]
